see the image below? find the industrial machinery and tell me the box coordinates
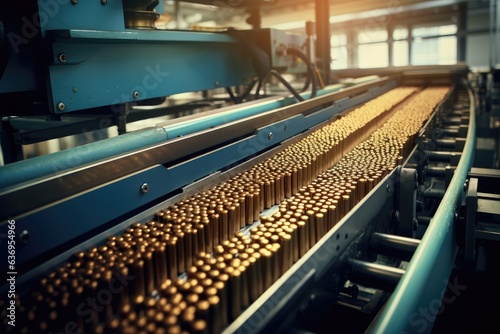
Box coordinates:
[1,1,500,334]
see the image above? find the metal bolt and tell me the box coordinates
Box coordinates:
[341,285,359,299]
[355,251,362,260]
[57,102,66,111]
[215,81,220,87]
[463,179,469,192]
[392,210,400,224]
[386,184,391,192]
[413,218,419,231]
[58,53,67,63]
[71,0,78,4]
[141,183,149,194]
[19,230,30,245]
[268,132,273,140]
[101,0,107,5]
[133,91,140,99]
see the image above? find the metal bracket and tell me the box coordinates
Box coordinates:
[396,167,418,237]
[464,178,478,269]
[0,117,23,164]
[458,172,500,270]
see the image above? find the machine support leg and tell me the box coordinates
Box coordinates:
[114,104,129,135]
[396,167,418,237]
[315,0,331,86]
[464,178,478,269]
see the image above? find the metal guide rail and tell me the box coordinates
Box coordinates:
[0,76,398,277]
[368,83,476,334]
[1,75,472,334]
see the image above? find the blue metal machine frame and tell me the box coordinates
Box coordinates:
[0,83,351,190]
[0,1,254,113]
[46,29,254,113]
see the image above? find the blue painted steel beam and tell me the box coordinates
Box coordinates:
[45,28,354,113]
[161,84,345,139]
[53,29,238,43]
[47,32,254,113]
[0,85,345,191]
[0,127,169,190]
[5,164,173,271]
[369,86,476,334]
[37,0,127,33]
[0,103,335,273]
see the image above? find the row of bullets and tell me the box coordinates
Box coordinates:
[11,86,451,334]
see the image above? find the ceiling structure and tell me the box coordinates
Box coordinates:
[163,0,490,30]
[257,0,489,29]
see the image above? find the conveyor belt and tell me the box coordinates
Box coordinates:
[7,86,452,334]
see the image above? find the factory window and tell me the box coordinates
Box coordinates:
[357,28,389,68]
[411,24,457,65]
[393,27,409,67]
[331,33,348,69]
[412,24,457,38]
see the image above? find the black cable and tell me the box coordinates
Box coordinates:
[254,73,269,100]
[301,73,311,93]
[226,28,271,79]
[254,70,304,102]
[286,47,318,98]
[238,77,259,101]
[270,69,304,102]
[226,27,273,101]
[226,77,259,104]
[225,29,306,102]
[226,87,238,104]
